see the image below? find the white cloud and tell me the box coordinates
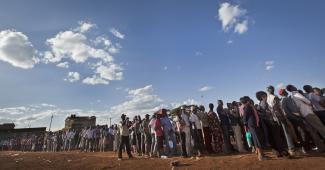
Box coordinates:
[218,2,248,34]
[0,30,38,69]
[94,36,111,48]
[109,85,163,121]
[75,21,96,33]
[234,20,248,34]
[46,30,113,63]
[64,72,80,82]
[110,28,125,39]
[82,63,123,85]
[56,61,69,68]
[163,66,168,70]
[227,40,233,44]
[82,75,109,85]
[199,86,214,92]
[265,60,274,71]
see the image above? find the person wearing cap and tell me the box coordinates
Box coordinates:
[117,114,133,160]
[207,103,223,153]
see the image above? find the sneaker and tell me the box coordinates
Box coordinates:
[117,158,122,161]
[272,149,281,157]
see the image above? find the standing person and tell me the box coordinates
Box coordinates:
[160,109,177,156]
[141,114,151,157]
[304,86,325,124]
[256,91,290,158]
[149,115,156,157]
[287,85,325,141]
[241,96,270,161]
[207,103,224,153]
[117,114,133,160]
[217,100,232,154]
[113,125,120,152]
[229,101,247,153]
[278,88,324,153]
[180,106,191,156]
[196,105,213,154]
[175,108,188,157]
[153,114,164,157]
[189,106,204,157]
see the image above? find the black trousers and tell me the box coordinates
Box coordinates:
[118,136,132,158]
[264,120,287,152]
[180,132,187,156]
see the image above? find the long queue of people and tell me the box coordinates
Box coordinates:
[116,84,325,161]
[1,84,324,162]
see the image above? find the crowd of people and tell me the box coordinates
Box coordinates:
[116,84,325,161]
[1,84,324,162]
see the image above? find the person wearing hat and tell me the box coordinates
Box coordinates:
[117,114,133,160]
[174,106,191,157]
[160,110,177,156]
[196,105,213,153]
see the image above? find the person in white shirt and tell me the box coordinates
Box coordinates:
[287,85,325,140]
[189,106,204,156]
[175,106,191,157]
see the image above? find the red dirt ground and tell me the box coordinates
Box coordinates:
[0,151,325,170]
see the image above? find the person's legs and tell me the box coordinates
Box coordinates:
[184,128,191,156]
[125,136,133,158]
[163,130,170,155]
[304,120,325,152]
[281,122,295,152]
[314,110,325,125]
[203,127,213,153]
[118,136,124,159]
[169,131,177,154]
[180,132,187,157]
[221,125,231,153]
[305,114,325,139]
[197,129,204,155]
[150,133,155,156]
[233,125,246,152]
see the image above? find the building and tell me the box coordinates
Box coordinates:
[0,123,46,140]
[64,114,96,130]
[0,123,15,130]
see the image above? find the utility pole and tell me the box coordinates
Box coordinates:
[109,117,112,127]
[49,114,54,132]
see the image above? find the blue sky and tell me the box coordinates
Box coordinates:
[0,0,324,130]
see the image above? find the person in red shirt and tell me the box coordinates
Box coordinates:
[153,114,164,157]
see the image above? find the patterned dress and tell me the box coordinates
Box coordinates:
[207,111,224,153]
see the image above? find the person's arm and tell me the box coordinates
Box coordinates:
[295,93,311,105]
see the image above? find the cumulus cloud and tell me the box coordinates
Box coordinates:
[199,86,214,92]
[265,60,274,70]
[109,85,164,121]
[218,2,249,34]
[82,75,109,85]
[234,20,248,34]
[75,21,96,33]
[56,61,69,68]
[64,72,80,82]
[110,28,125,39]
[0,30,38,69]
